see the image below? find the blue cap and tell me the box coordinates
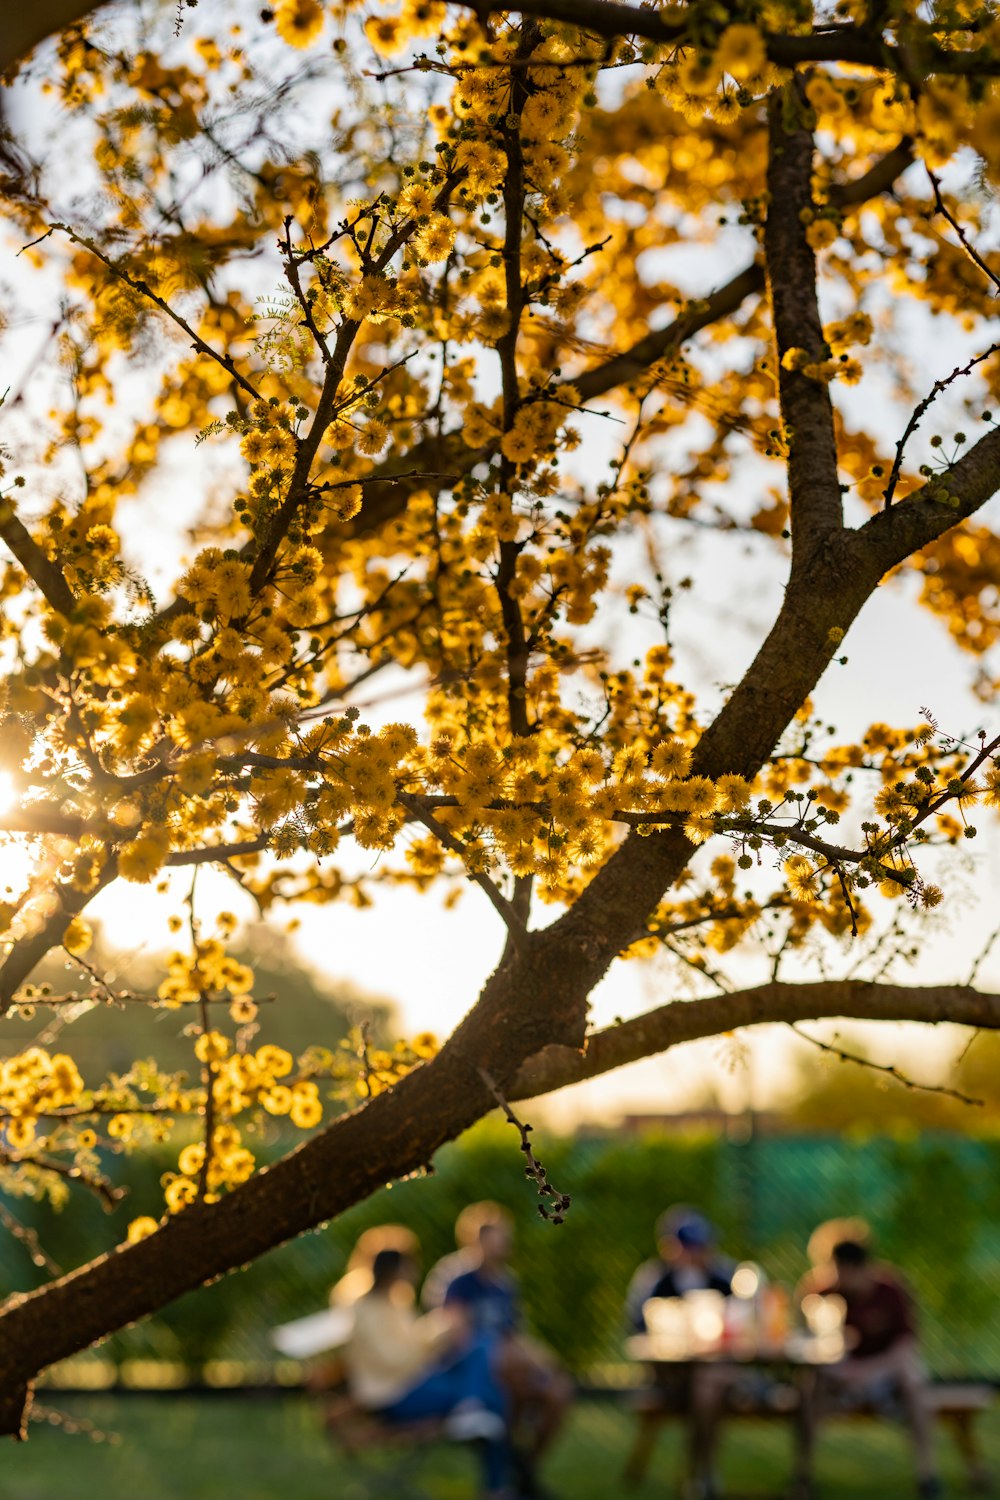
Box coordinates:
[657,1206,714,1249]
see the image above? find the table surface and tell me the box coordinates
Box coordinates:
[626,1332,845,1367]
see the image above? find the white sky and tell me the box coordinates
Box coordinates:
[3,17,1000,1129]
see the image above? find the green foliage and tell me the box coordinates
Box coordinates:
[4,1125,999,1378]
[0,928,395,1082]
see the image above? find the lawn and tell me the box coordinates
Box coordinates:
[4,1393,997,1499]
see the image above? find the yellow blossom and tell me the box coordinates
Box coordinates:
[414,214,457,262]
[805,220,838,252]
[274,0,325,49]
[716,25,767,83]
[127,1216,160,1244]
[650,740,692,779]
[63,916,93,955]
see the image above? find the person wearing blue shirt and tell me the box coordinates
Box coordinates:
[427,1203,572,1499]
[445,1259,520,1340]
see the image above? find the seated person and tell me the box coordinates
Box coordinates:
[626,1206,734,1333]
[626,1207,735,1500]
[426,1202,572,1493]
[293,1224,421,1392]
[423,1201,485,1310]
[346,1245,512,1498]
[332,1222,420,1306]
[795,1225,941,1500]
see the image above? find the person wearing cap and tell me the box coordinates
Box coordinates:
[626,1207,735,1333]
[626,1208,736,1500]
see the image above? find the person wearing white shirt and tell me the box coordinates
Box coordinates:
[345,1247,512,1498]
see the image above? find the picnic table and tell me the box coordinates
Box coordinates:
[624,1324,993,1493]
[623,1323,842,1487]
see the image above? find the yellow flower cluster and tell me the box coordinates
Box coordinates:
[781,341,860,386]
[500,400,575,467]
[354,1039,430,1096]
[655,24,774,121]
[162,1122,257,1209]
[157,943,255,1005]
[0,1048,85,1146]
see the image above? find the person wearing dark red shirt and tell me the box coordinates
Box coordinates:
[795,1235,942,1500]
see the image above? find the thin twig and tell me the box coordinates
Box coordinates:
[186,874,216,1206]
[0,1201,61,1275]
[953,915,1000,1065]
[312,468,458,493]
[965,917,1000,987]
[0,1148,124,1211]
[32,225,263,405]
[357,1019,375,1099]
[479,1070,571,1223]
[0,1103,181,1119]
[29,1402,119,1443]
[396,790,527,943]
[882,341,1000,508]
[926,165,1000,297]
[790,1022,984,1105]
[4,990,273,1009]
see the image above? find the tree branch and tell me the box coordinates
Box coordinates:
[0,499,75,615]
[0,0,97,74]
[458,0,998,77]
[0,862,118,1014]
[765,81,842,566]
[339,140,914,541]
[166,835,271,866]
[510,980,1000,1098]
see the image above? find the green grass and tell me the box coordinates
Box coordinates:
[3,1394,997,1499]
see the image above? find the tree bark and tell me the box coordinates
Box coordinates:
[765,82,843,566]
[511,981,1000,1098]
[0,1,103,75]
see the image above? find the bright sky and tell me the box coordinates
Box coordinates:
[3,22,1000,1130]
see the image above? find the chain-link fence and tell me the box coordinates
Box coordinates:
[6,1125,1000,1384]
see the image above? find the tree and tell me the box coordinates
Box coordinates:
[1,0,1000,1440]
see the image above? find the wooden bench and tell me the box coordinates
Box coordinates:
[623,1380,994,1492]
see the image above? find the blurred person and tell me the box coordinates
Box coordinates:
[794,1228,941,1500]
[626,1206,734,1333]
[277,1224,422,1375]
[804,1216,872,1276]
[626,1208,736,1500]
[423,1200,494,1309]
[346,1245,513,1498]
[426,1202,573,1497]
[331,1222,420,1306]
